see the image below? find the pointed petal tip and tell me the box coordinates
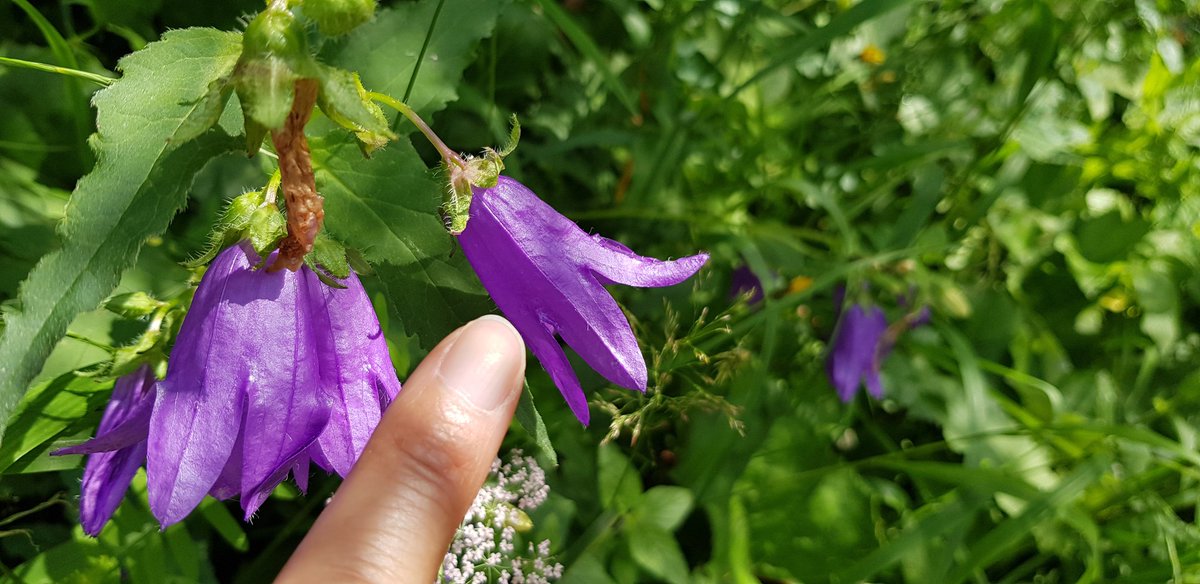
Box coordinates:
[80,509,105,537]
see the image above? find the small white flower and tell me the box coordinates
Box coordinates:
[437,451,564,583]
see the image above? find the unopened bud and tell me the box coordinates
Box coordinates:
[303,0,376,36]
[241,8,308,64]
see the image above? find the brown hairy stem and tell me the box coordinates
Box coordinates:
[269,78,322,272]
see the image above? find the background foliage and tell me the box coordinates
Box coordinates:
[1,0,1199,582]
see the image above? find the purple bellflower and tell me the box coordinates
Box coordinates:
[826,304,889,402]
[730,264,764,305]
[57,242,401,533]
[826,298,931,402]
[149,242,400,526]
[53,365,156,536]
[457,176,708,425]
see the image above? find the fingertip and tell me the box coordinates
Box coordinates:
[436,315,526,411]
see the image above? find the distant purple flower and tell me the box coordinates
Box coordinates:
[826,304,889,402]
[827,298,932,402]
[52,365,156,536]
[49,241,404,531]
[730,265,764,304]
[458,177,708,425]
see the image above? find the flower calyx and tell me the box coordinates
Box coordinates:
[441,115,521,235]
[189,187,288,269]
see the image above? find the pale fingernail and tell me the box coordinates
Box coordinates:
[437,315,526,410]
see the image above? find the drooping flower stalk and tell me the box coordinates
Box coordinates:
[369,92,466,169]
[270,78,324,272]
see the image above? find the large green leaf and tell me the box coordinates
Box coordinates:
[371,256,492,353]
[9,537,120,582]
[0,28,243,443]
[0,370,108,473]
[323,0,506,116]
[312,133,447,265]
[314,132,491,349]
[626,526,689,584]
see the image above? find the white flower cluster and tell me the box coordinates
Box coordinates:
[439,450,564,584]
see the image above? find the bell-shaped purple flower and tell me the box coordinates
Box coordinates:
[52,365,156,536]
[730,264,764,305]
[827,299,931,402]
[826,304,889,402]
[147,242,400,527]
[457,177,708,425]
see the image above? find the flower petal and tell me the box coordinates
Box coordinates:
[292,452,311,494]
[305,269,401,477]
[580,234,708,289]
[148,245,253,527]
[237,265,329,519]
[524,328,591,426]
[60,365,156,536]
[826,305,888,402]
[53,366,155,456]
[79,440,147,537]
[208,420,244,501]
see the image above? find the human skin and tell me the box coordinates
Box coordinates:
[276,315,527,583]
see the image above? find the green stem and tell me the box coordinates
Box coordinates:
[404,0,446,104]
[370,92,465,168]
[65,332,113,353]
[0,56,114,87]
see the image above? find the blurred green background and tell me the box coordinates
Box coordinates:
[1,0,1199,582]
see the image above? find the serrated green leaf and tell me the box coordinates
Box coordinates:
[515,382,557,466]
[323,0,506,117]
[171,76,235,146]
[312,133,447,265]
[0,28,243,444]
[0,371,108,473]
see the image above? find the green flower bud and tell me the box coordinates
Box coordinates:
[303,0,376,36]
[236,7,313,131]
[241,7,309,65]
[105,292,166,319]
